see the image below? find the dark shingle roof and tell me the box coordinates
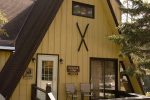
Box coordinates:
[0,0,63,99]
[0,0,34,46]
[0,0,34,20]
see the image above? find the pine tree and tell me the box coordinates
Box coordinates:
[109,0,150,76]
[0,11,8,35]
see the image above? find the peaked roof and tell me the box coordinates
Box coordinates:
[0,0,120,99]
[0,0,63,99]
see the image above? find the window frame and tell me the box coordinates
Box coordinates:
[72,1,95,19]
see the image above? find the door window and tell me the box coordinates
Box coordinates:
[42,61,53,81]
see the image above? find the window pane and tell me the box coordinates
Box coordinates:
[141,76,150,93]
[42,61,53,81]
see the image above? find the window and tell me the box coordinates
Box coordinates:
[141,76,150,93]
[72,1,95,18]
[42,61,53,81]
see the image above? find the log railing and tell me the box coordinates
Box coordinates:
[31,84,52,100]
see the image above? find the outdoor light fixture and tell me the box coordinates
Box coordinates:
[59,58,63,64]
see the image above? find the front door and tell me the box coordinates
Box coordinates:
[90,58,118,99]
[37,54,59,100]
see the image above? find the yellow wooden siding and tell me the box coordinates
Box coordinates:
[0,51,10,71]
[0,0,120,100]
[10,61,36,100]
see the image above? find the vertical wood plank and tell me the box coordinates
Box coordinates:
[19,79,27,100]
[65,0,73,83]
[54,8,61,54]
[58,0,67,99]
[11,83,20,100]
[41,32,49,53]
[48,20,55,53]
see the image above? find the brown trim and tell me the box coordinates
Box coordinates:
[128,56,145,94]
[107,0,119,26]
[72,1,95,19]
[137,77,145,95]
[0,0,63,99]
[107,0,121,34]
[116,0,122,5]
[119,61,134,93]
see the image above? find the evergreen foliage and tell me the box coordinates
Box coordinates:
[109,0,150,76]
[0,11,8,35]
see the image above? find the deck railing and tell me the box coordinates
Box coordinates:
[31,84,52,100]
[31,84,150,100]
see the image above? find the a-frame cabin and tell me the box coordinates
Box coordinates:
[0,0,144,100]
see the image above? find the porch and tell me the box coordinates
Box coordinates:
[31,84,150,100]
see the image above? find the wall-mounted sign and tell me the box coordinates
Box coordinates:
[23,68,33,79]
[67,65,80,75]
[72,1,95,18]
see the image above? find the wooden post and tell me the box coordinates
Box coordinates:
[31,84,36,100]
[46,83,51,100]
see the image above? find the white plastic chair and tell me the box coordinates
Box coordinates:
[80,83,93,100]
[65,83,78,100]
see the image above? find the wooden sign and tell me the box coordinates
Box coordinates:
[67,65,80,75]
[23,68,33,79]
